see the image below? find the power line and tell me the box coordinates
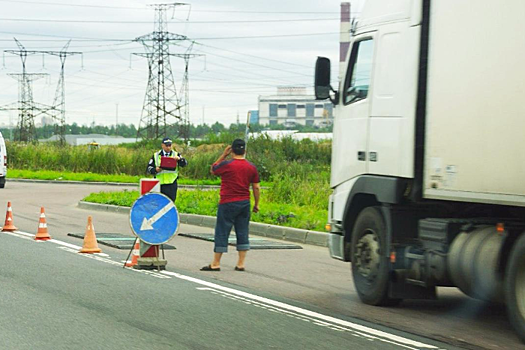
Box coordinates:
[0,0,350,14]
[0,31,131,41]
[198,60,306,85]
[0,30,345,46]
[0,0,144,9]
[192,32,342,40]
[0,17,341,24]
[2,41,134,49]
[193,10,348,14]
[193,47,311,77]
[0,31,344,42]
[0,39,128,42]
[198,43,311,69]
[0,44,135,57]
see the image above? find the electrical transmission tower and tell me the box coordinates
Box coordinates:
[4,73,47,142]
[46,41,82,144]
[134,3,191,141]
[0,39,81,143]
[172,42,203,142]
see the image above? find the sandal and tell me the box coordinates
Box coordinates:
[200,264,220,271]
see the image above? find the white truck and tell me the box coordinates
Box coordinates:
[0,131,6,188]
[315,0,525,342]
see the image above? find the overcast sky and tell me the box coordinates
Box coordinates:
[0,0,364,128]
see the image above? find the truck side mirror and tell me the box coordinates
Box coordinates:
[315,57,332,100]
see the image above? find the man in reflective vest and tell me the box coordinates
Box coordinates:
[147,137,188,202]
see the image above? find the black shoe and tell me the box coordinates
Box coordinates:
[200,264,220,271]
[234,266,245,271]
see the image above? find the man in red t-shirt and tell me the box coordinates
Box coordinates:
[200,139,260,272]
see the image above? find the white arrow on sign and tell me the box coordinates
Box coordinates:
[140,201,174,231]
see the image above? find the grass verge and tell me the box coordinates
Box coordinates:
[83,189,328,232]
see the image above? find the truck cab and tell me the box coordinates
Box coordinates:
[315,0,525,343]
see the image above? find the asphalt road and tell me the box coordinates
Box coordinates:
[0,181,522,349]
[1,231,451,350]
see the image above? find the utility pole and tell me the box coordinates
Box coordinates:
[134,3,189,141]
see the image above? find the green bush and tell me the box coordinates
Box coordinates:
[8,136,332,230]
[6,136,331,181]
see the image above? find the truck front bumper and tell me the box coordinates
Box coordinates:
[328,232,347,261]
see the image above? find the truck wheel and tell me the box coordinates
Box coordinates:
[0,176,4,188]
[505,233,525,343]
[351,206,399,306]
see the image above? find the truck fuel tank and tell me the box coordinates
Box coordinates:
[448,226,504,302]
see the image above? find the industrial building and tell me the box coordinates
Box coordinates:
[258,87,333,127]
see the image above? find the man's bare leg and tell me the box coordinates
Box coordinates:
[236,250,247,269]
[211,252,222,269]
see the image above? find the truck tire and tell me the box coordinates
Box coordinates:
[505,232,525,343]
[351,206,399,306]
[0,176,5,188]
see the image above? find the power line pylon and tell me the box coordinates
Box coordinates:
[1,39,81,143]
[3,73,47,142]
[45,41,82,144]
[172,42,203,142]
[1,39,48,142]
[134,3,189,141]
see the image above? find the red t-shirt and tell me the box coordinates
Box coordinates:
[212,158,260,204]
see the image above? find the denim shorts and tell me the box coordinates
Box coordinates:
[214,200,251,253]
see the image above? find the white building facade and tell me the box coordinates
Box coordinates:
[258,87,333,127]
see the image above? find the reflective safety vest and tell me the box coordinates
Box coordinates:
[154,151,179,185]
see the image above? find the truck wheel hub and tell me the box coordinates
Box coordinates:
[355,230,380,280]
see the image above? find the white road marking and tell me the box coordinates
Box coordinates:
[8,230,169,279]
[49,239,82,250]
[13,230,36,238]
[3,231,32,240]
[163,271,440,349]
[5,230,443,349]
[57,246,170,279]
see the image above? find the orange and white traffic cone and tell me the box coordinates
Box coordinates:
[2,201,17,232]
[34,207,51,241]
[79,216,102,254]
[125,239,140,267]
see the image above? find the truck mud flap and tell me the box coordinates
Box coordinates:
[389,270,436,300]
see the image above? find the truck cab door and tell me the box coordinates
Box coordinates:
[331,35,375,186]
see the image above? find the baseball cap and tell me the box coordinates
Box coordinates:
[162,137,173,145]
[232,138,245,152]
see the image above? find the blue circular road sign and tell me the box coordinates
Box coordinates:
[129,192,179,245]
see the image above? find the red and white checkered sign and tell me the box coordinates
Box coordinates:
[140,178,160,195]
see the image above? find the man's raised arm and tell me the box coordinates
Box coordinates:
[210,145,232,175]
